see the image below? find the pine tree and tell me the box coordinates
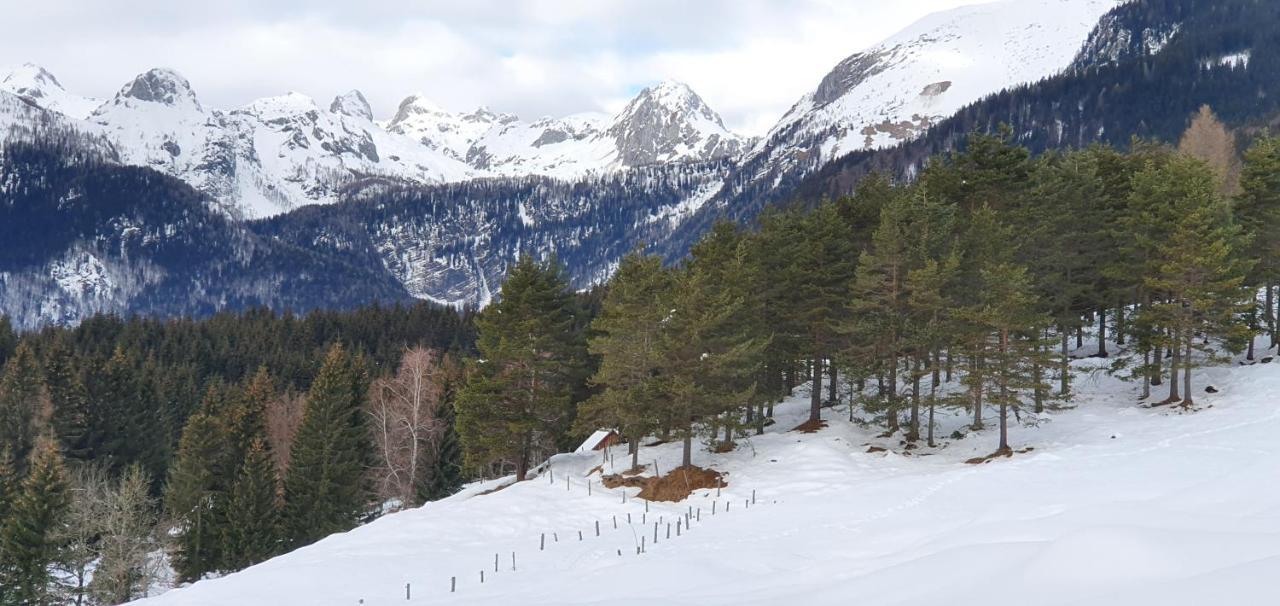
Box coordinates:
[1238,133,1280,351]
[0,438,69,606]
[962,263,1051,453]
[0,448,14,527]
[419,400,463,502]
[0,343,45,468]
[44,337,91,462]
[229,367,273,462]
[1144,158,1253,406]
[222,439,280,570]
[456,256,589,481]
[905,254,960,446]
[282,344,372,548]
[164,401,234,582]
[575,254,673,471]
[659,223,766,467]
[846,186,955,439]
[0,318,15,368]
[92,347,168,479]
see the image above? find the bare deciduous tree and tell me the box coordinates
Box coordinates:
[52,463,163,606]
[54,464,110,606]
[89,465,162,605]
[368,348,447,508]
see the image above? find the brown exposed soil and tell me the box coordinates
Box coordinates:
[586,464,604,477]
[866,446,887,454]
[477,481,514,496]
[793,419,829,434]
[965,446,1034,465]
[601,465,726,502]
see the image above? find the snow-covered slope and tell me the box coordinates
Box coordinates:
[0,63,100,120]
[134,340,1280,606]
[388,81,749,179]
[744,0,1124,177]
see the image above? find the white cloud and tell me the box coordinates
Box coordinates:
[0,0,987,135]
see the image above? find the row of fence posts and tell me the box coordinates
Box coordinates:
[370,457,761,601]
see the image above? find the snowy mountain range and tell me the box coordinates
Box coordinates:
[1,0,1119,222]
[2,0,1182,326]
[0,65,748,218]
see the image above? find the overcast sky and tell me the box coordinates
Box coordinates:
[1,0,985,135]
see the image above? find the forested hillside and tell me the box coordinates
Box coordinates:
[0,138,419,329]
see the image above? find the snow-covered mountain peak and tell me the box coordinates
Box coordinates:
[623,80,720,123]
[389,93,450,121]
[746,0,1123,168]
[607,80,745,166]
[114,67,202,110]
[4,63,62,91]
[0,63,100,119]
[240,91,321,118]
[330,89,373,121]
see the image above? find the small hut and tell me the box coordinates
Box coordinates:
[575,429,621,453]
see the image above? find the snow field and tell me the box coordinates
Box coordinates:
[136,333,1280,605]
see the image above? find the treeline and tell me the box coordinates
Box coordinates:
[0,301,477,604]
[454,108,1280,481]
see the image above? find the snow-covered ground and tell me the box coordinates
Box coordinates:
[136,336,1280,606]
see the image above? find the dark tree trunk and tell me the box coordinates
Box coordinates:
[1181,336,1194,408]
[998,329,1010,451]
[1076,323,1084,349]
[1141,349,1151,400]
[1268,284,1277,350]
[631,437,640,470]
[999,402,1009,452]
[681,424,693,469]
[1247,292,1257,361]
[828,364,838,405]
[514,435,529,481]
[1059,325,1070,397]
[887,356,899,433]
[1152,340,1164,386]
[1116,301,1126,346]
[1097,307,1108,357]
[970,352,984,430]
[908,357,921,441]
[809,356,823,423]
[1167,332,1181,403]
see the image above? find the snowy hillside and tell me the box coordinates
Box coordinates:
[742,0,1123,180]
[0,63,100,120]
[134,342,1280,605]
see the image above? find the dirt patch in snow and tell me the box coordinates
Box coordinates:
[793,419,829,433]
[965,446,1034,465]
[477,481,515,496]
[601,465,726,502]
